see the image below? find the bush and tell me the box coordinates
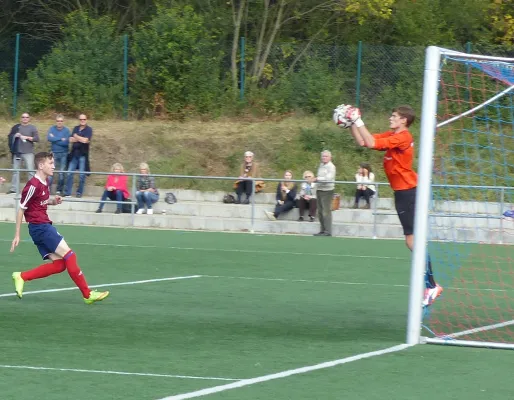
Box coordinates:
[130,5,226,118]
[23,12,123,117]
[0,72,12,117]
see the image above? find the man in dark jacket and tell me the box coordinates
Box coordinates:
[7,112,40,194]
[64,114,92,198]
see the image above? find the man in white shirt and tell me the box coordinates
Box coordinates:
[314,150,336,236]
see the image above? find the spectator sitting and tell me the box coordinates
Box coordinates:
[96,163,130,214]
[265,170,297,221]
[135,162,159,215]
[234,151,260,204]
[297,170,317,222]
[354,162,376,209]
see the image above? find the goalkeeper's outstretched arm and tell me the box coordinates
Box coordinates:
[351,122,375,148]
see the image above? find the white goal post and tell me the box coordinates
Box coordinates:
[407,46,514,350]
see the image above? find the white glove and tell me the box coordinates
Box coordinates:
[345,106,364,128]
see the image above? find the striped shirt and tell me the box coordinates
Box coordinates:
[137,175,159,195]
[20,175,52,224]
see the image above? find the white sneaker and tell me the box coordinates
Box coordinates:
[147,209,154,215]
[136,209,144,215]
[264,211,276,221]
[423,284,443,307]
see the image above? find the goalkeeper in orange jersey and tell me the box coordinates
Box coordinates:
[339,104,442,307]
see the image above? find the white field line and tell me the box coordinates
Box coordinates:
[0,238,408,260]
[447,319,514,339]
[157,344,412,400]
[202,275,510,293]
[0,365,239,381]
[0,275,202,298]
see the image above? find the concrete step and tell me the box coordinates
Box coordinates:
[0,207,510,243]
[1,193,505,229]
[0,206,402,238]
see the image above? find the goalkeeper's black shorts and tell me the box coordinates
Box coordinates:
[394,187,417,236]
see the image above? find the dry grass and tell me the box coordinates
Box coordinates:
[0,115,395,195]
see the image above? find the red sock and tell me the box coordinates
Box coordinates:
[21,259,67,281]
[63,250,91,298]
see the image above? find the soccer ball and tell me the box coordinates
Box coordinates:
[333,104,352,128]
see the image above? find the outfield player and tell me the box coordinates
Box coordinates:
[10,151,109,304]
[347,105,443,307]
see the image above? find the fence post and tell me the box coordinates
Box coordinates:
[355,41,363,107]
[250,178,255,233]
[372,183,378,239]
[500,186,505,245]
[240,37,245,101]
[12,33,20,118]
[465,42,472,101]
[131,174,136,226]
[123,34,129,120]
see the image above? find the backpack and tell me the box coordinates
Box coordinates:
[165,192,177,204]
[122,198,134,213]
[223,194,236,204]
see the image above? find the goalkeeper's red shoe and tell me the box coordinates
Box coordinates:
[423,284,443,307]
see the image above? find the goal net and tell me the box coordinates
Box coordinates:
[410,47,514,349]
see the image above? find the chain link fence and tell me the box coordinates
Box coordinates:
[1,35,510,119]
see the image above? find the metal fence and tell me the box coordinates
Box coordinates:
[0,34,490,119]
[2,168,512,243]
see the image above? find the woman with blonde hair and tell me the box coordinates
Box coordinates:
[297,170,317,222]
[96,163,130,214]
[135,162,159,215]
[265,170,297,221]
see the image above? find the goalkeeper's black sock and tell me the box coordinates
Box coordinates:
[424,255,437,288]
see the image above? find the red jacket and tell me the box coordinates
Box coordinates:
[105,174,130,199]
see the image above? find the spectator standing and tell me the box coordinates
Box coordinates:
[314,150,336,236]
[47,114,70,195]
[7,112,39,194]
[64,114,92,198]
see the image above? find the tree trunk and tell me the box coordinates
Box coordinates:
[231,0,247,95]
[255,0,286,81]
[251,0,270,78]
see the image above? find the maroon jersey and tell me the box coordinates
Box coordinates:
[19,175,52,224]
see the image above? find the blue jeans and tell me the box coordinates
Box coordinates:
[48,152,68,193]
[136,191,159,209]
[65,155,86,196]
[98,189,124,211]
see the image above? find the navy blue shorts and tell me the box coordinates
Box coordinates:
[28,223,63,260]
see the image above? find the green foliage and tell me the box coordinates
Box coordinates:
[0,72,12,117]
[130,5,226,118]
[248,44,357,115]
[23,12,123,117]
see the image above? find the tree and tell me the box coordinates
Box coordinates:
[23,12,124,115]
[131,5,225,117]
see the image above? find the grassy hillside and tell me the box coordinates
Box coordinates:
[0,114,409,197]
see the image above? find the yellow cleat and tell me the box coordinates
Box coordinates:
[12,272,25,299]
[84,290,110,305]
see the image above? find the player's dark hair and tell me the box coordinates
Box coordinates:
[35,152,54,169]
[392,105,416,127]
[360,162,372,173]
